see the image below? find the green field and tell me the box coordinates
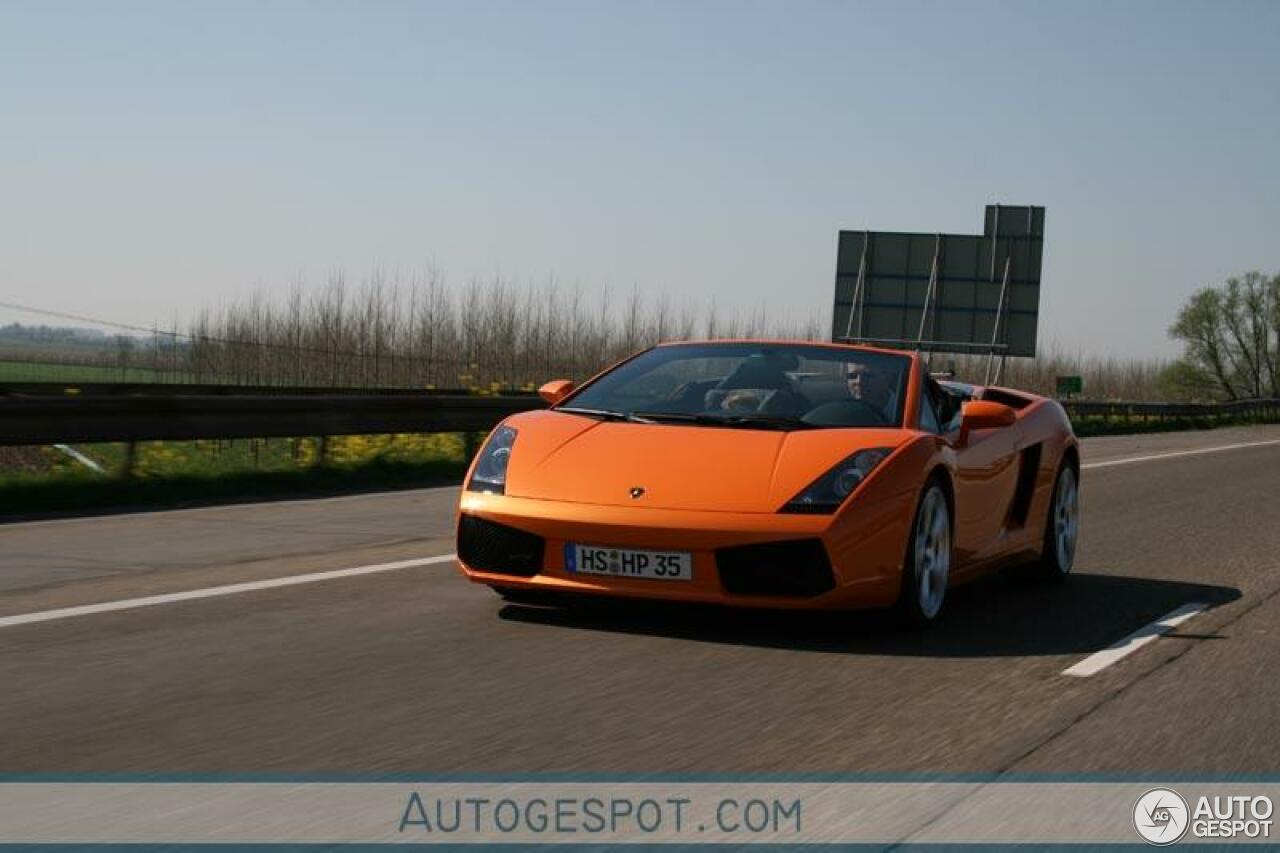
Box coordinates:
[0,359,189,384]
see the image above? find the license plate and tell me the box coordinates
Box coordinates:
[565,544,693,581]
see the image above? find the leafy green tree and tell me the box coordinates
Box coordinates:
[1155,359,1218,402]
[1169,271,1280,400]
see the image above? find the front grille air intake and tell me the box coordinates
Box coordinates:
[715,538,835,598]
[457,515,545,577]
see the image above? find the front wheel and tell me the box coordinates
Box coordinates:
[895,482,952,626]
[1033,463,1079,581]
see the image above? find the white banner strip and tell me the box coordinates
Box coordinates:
[0,782,1274,845]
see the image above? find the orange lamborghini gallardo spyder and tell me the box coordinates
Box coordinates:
[456,340,1080,623]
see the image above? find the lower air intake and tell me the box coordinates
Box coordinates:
[457,515,545,577]
[715,538,835,598]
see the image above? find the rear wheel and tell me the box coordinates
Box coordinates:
[895,482,952,626]
[1032,463,1079,581]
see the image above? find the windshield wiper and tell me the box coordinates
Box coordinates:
[626,410,700,423]
[631,411,817,430]
[709,414,819,430]
[556,406,631,421]
[559,408,816,430]
[556,406,662,424]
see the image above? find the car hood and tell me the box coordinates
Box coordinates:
[499,410,909,513]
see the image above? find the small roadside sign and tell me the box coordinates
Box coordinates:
[1056,375,1083,398]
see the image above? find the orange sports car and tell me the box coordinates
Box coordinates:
[456,340,1080,623]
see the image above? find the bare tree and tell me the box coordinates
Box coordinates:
[168,267,1190,400]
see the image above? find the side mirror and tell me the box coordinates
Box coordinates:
[959,400,1016,443]
[538,379,575,406]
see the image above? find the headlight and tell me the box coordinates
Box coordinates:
[780,447,892,513]
[467,425,517,494]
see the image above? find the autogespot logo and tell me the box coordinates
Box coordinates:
[1134,788,1190,845]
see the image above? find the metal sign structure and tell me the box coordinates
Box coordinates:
[832,205,1044,381]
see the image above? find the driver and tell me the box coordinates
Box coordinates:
[845,361,899,423]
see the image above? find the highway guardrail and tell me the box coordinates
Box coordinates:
[0,385,545,446]
[1062,398,1280,422]
[1,383,1277,447]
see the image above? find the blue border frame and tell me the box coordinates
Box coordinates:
[1,772,1279,783]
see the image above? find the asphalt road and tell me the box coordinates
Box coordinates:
[2,424,1279,774]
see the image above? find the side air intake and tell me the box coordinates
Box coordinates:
[457,515,545,577]
[1008,443,1043,528]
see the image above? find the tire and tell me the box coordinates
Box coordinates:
[1031,462,1079,582]
[895,481,952,626]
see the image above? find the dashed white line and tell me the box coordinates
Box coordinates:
[1062,602,1209,677]
[1082,438,1280,470]
[0,553,458,630]
[52,444,106,474]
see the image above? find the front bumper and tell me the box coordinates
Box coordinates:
[455,491,914,610]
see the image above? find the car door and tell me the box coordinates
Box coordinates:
[946,394,1024,566]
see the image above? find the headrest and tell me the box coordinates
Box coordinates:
[715,353,798,390]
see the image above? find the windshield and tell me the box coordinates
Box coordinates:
[560,343,911,429]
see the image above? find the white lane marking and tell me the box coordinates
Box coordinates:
[1062,602,1209,677]
[52,444,106,474]
[0,553,458,630]
[1083,438,1280,470]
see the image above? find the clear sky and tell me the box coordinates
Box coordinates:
[2,0,1278,359]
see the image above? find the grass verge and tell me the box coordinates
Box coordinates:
[0,433,474,521]
[0,457,470,522]
[1069,413,1280,437]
